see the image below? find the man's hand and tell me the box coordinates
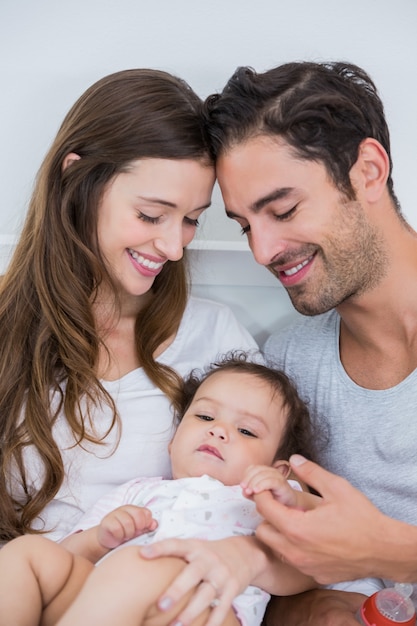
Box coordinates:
[253,455,415,583]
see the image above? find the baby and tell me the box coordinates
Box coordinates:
[0,352,319,626]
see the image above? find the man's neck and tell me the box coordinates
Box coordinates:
[337,244,417,389]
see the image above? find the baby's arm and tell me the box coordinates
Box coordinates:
[241,465,320,510]
[61,505,157,563]
[239,465,319,597]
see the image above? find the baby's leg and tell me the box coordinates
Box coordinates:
[57,545,240,626]
[0,534,94,626]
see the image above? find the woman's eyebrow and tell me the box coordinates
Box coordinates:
[136,195,211,211]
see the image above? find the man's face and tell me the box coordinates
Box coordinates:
[216,135,387,315]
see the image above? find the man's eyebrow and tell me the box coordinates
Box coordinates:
[225,187,294,218]
[252,187,295,213]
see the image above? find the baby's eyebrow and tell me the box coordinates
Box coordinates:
[239,414,270,435]
[192,397,269,433]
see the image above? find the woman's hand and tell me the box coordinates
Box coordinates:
[140,535,269,626]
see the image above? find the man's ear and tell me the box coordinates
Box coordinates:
[272,459,291,478]
[62,152,81,172]
[350,138,389,203]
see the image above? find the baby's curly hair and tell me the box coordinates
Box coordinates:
[176,351,321,463]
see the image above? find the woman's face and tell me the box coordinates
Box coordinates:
[97,158,215,298]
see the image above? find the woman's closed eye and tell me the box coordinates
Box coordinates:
[137,211,160,224]
[184,216,200,227]
[137,212,200,227]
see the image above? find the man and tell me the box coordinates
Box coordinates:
[204,62,417,624]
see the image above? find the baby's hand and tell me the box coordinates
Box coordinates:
[242,464,322,511]
[241,464,300,506]
[97,505,158,550]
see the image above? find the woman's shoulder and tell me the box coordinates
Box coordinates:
[183,296,255,340]
[161,296,258,369]
[185,295,234,318]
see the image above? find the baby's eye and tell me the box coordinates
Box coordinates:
[196,414,214,422]
[238,428,257,438]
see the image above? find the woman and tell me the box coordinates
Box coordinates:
[0,68,277,624]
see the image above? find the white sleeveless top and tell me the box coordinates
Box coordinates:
[13,297,259,541]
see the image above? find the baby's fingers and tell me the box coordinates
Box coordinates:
[100,506,156,548]
[129,506,158,534]
[241,466,286,496]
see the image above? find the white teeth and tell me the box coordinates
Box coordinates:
[128,249,163,270]
[283,257,311,276]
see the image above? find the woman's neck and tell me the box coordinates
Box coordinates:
[93,286,154,380]
[93,285,153,330]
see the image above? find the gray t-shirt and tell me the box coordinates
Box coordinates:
[264,310,417,599]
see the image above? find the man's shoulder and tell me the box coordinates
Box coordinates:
[264,310,339,359]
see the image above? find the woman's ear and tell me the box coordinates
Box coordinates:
[350,138,389,203]
[272,459,291,478]
[62,152,81,172]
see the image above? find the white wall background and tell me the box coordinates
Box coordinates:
[1,0,416,343]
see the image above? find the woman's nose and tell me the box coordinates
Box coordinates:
[154,224,185,261]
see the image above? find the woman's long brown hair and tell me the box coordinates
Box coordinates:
[0,69,212,540]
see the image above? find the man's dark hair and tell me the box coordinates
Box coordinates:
[205,61,400,211]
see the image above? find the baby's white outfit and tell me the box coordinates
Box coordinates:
[74,475,302,626]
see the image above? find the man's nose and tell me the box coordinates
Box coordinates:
[248,222,286,266]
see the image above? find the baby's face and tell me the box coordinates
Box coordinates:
[169,370,287,485]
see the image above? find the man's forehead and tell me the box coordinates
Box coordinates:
[217,139,304,207]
